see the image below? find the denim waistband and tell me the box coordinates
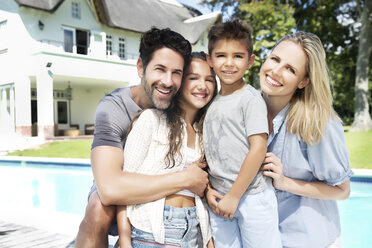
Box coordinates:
[164,205,197,219]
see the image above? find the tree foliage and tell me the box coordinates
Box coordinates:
[239,1,296,87]
[350,0,372,131]
[200,0,372,125]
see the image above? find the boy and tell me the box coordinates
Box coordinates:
[204,20,281,247]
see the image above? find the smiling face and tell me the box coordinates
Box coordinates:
[208,39,254,92]
[139,47,184,109]
[179,58,216,112]
[260,40,310,104]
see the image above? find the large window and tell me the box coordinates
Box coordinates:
[63,27,88,55]
[119,37,126,60]
[106,35,112,56]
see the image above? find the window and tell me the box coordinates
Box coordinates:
[119,37,125,60]
[76,29,88,54]
[64,29,74,53]
[0,20,7,32]
[0,20,8,51]
[72,2,81,19]
[106,35,112,56]
[63,27,88,55]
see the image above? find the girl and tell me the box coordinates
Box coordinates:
[117,52,216,248]
[260,32,353,248]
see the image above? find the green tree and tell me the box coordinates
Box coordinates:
[293,1,361,124]
[201,0,371,124]
[200,0,296,87]
[350,0,372,131]
[240,1,296,87]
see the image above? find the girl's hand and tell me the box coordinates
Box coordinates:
[261,152,287,191]
[205,186,223,215]
[216,193,239,220]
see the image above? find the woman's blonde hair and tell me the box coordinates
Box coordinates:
[276,31,339,145]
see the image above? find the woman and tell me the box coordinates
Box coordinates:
[117,52,217,247]
[260,32,353,248]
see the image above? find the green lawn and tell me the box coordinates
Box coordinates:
[5,130,372,169]
[6,139,92,159]
[344,129,372,169]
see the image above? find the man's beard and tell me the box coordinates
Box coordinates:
[142,78,176,110]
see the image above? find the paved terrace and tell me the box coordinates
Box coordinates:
[0,221,75,248]
[0,221,119,248]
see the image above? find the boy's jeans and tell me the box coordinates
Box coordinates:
[209,185,282,248]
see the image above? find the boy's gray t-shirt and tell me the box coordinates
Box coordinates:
[92,86,141,150]
[203,84,271,195]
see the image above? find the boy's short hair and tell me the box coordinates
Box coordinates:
[208,19,253,56]
[139,27,192,72]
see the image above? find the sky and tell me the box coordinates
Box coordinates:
[176,0,212,14]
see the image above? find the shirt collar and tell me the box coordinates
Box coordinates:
[267,104,289,146]
[272,104,289,135]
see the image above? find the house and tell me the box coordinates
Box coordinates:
[0,0,221,139]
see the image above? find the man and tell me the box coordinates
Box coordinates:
[75,28,209,248]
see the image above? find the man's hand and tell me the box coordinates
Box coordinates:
[184,162,209,197]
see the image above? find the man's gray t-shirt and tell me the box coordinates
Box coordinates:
[92,86,141,150]
[203,84,271,195]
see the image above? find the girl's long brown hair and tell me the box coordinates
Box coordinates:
[163,52,217,168]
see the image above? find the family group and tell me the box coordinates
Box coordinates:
[74,19,352,248]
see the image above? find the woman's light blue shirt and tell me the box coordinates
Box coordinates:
[267,106,353,248]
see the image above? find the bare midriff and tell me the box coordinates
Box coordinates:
[165,194,195,208]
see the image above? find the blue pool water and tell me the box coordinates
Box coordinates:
[0,160,371,247]
[338,179,372,247]
[0,160,93,215]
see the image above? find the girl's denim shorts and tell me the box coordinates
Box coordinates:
[131,205,202,247]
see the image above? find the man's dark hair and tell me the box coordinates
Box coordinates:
[139,27,192,71]
[208,19,253,56]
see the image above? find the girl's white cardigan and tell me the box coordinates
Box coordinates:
[124,109,211,247]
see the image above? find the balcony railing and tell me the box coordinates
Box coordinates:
[38,39,139,60]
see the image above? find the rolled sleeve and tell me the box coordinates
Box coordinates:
[308,118,353,186]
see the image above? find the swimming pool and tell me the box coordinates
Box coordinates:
[339,178,372,247]
[0,159,93,215]
[0,159,371,247]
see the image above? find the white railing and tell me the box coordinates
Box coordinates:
[38,39,139,61]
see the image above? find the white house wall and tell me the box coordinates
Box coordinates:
[0,0,212,138]
[69,84,118,134]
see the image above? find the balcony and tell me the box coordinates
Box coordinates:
[38,39,139,61]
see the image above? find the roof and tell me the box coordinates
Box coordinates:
[15,0,222,44]
[15,0,63,11]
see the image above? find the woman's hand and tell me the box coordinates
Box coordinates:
[205,185,223,215]
[261,152,288,191]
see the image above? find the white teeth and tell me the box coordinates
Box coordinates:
[192,93,206,98]
[224,71,234,75]
[267,76,281,86]
[157,88,171,94]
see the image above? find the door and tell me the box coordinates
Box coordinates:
[63,27,75,53]
[54,100,69,129]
